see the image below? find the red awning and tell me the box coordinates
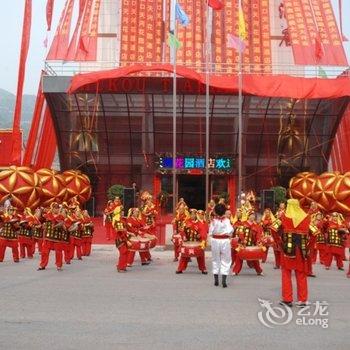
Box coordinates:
[67,64,350,99]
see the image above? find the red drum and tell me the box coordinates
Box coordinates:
[261,235,274,247]
[144,233,157,248]
[237,246,266,261]
[180,242,203,258]
[231,237,239,249]
[171,234,182,246]
[129,236,150,252]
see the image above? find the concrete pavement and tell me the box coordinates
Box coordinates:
[0,246,349,350]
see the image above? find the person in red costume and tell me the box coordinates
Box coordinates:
[18,207,34,259]
[31,208,43,255]
[66,208,83,261]
[38,203,69,271]
[113,210,130,272]
[171,203,189,262]
[0,206,20,263]
[314,212,327,265]
[276,202,286,219]
[126,208,150,266]
[306,211,323,277]
[141,196,157,262]
[230,208,244,264]
[176,209,208,274]
[104,199,117,240]
[323,212,348,271]
[81,210,94,256]
[260,208,281,269]
[232,209,264,276]
[271,199,317,307]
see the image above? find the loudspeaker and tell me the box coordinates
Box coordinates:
[261,190,275,212]
[123,188,136,214]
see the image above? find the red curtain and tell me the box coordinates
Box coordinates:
[11,0,32,165]
[46,0,55,31]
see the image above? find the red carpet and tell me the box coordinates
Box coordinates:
[91,218,114,244]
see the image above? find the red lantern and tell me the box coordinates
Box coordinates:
[333,172,350,214]
[36,168,67,206]
[0,166,42,210]
[62,170,92,204]
[311,172,340,212]
[289,172,317,207]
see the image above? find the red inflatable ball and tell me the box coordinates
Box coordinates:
[333,172,350,214]
[311,172,340,212]
[289,172,317,207]
[36,168,67,206]
[0,166,42,210]
[62,170,92,204]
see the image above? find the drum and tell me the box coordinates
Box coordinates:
[237,246,266,261]
[180,242,203,258]
[231,237,239,249]
[171,234,182,246]
[129,236,150,252]
[144,234,157,248]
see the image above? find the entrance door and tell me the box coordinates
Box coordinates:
[178,175,205,210]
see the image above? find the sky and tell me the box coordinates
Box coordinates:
[0,0,349,95]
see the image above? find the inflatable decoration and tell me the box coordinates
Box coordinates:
[62,170,92,204]
[36,168,67,206]
[333,172,350,214]
[0,166,42,210]
[289,172,317,207]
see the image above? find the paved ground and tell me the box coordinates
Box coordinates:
[0,246,349,350]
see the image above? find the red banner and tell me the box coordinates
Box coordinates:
[11,0,32,165]
[47,0,75,60]
[213,0,271,74]
[120,0,163,65]
[283,0,347,65]
[46,0,54,31]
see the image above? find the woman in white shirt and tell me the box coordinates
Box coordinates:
[209,204,234,288]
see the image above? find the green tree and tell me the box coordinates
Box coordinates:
[107,184,125,201]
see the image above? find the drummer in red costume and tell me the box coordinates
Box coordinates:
[0,206,20,263]
[141,196,158,262]
[31,208,43,255]
[81,210,94,256]
[104,200,115,240]
[261,208,281,269]
[66,208,83,261]
[126,208,150,266]
[171,202,189,262]
[176,209,208,274]
[230,208,243,264]
[38,203,69,271]
[232,209,264,276]
[276,202,286,218]
[323,212,348,271]
[271,199,317,307]
[18,207,34,259]
[306,211,322,277]
[113,209,130,272]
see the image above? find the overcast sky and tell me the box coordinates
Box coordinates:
[0,0,349,95]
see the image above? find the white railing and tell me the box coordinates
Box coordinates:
[44,60,349,78]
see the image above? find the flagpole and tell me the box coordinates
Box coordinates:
[237,0,243,203]
[205,2,211,208]
[171,0,177,214]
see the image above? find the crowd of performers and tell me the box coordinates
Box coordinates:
[0,197,94,271]
[171,196,350,305]
[103,195,158,272]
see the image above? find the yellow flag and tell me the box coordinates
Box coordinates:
[238,7,247,39]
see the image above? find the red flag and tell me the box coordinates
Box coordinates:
[46,0,54,31]
[79,37,89,54]
[315,33,324,62]
[12,0,32,165]
[208,0,224,10]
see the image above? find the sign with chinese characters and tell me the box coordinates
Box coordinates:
[156,156,233,174]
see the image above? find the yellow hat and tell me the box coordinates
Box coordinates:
[285,199,307,227]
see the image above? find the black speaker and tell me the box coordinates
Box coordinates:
[261,190,275,212]
[123,188,136,214]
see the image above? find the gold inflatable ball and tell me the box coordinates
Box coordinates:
[333,172,350,214]
[36,168,67,206]
[0,166,42,210]
[311,172,340,212]
[62,170,92,204]
[289,172,317,207]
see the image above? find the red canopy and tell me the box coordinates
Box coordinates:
[68,64,350,99]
